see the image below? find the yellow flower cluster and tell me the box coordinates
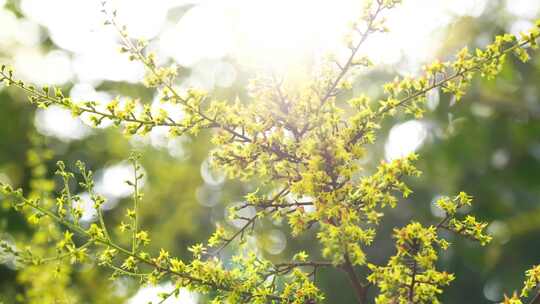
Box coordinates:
[0,1,539,303]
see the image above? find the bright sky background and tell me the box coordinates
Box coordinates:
[2,0,535,155]
[2,0,535,86]
[1,0,539,302]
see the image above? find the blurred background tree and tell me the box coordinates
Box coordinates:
[0,0,538,303]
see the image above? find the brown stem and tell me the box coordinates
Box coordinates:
[319,3,384,106]
[342,253,368,304]
[408,259,418,302]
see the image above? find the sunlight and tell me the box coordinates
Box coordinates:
[200,157,226,186]
[128,282,198,304]
[385,120,428,161]
[158,0,426,72]
[264,229,287,255]
[506,0,540,19]
[34,105,92,141]
[14,0,535,84]
[10,0,500,95]
[75,192,98,223]
[158,0,491,74]
[10,0,536,141]
[95,162,146,206]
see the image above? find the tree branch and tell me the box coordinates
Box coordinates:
[341,253,368,304]
[319,2,384,106]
